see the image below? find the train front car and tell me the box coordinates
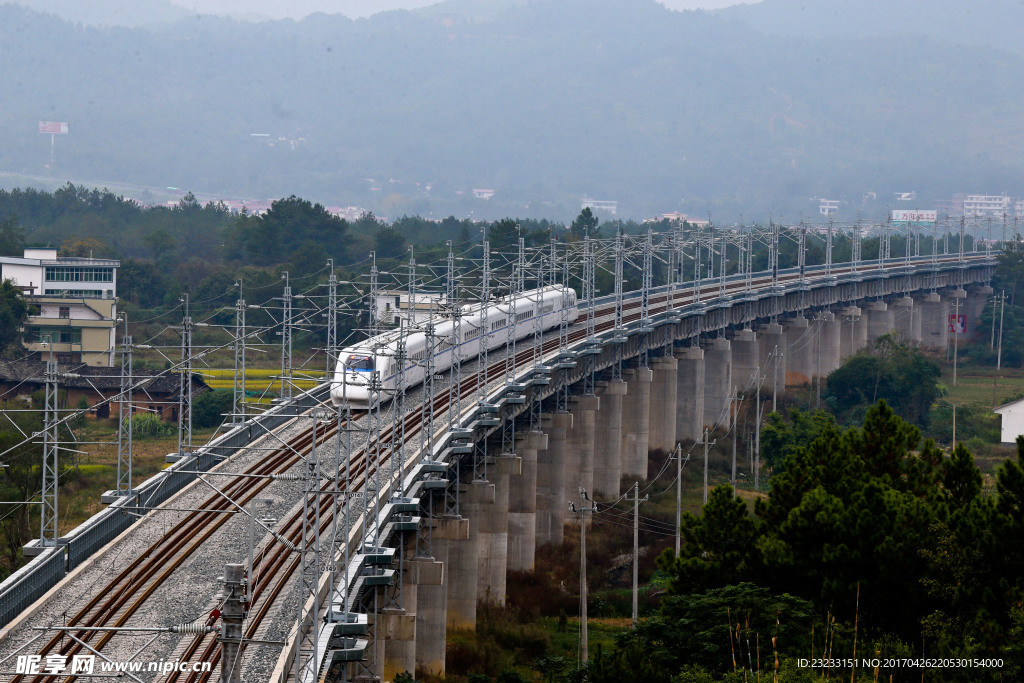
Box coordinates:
[330,346,390,408]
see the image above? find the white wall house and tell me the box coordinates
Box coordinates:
[994,397,1024,444]
[0,248,120,366]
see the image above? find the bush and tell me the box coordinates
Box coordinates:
[130,412,175,438]
[192,389,233,429]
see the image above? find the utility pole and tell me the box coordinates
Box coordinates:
[699,428,716,505]
[815,314,822,411]
[754,367,763,492]
[629,482,649,627]
[772,345,781,413]
[998,290,1006,370]
[731,387,738,493]
[570,489,597,664]
[953,296,960,387]
[674,443,684,557]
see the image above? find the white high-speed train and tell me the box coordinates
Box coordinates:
[330,285,578,407]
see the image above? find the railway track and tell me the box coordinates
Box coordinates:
[9,253,990,682]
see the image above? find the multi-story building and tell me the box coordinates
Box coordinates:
[0,248,119,367]
[938,193,1024,219]
[962,194,1014,218]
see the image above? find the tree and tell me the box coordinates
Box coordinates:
[569,207,599,239]
[489,218,519,253]
[374,224,406,259]
[0,213,25,256]
[192,389,233,429]
[825,333,940,426]
[759,407,835,472]
[657,484,760,592]
[0,280,31,356]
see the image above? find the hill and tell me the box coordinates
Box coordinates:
[0,0,1022,220]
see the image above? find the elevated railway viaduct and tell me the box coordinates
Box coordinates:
[0,252,996,683]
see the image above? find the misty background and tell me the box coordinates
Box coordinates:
[1,0,1022,221]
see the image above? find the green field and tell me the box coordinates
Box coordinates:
[941,371,1024,410]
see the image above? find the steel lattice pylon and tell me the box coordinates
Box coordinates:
[115,320,133,497]
[280,272,294,401]
[177,294,193,459]
[233,281,246,424]
[39,343,59,548]
[295,412,325,683]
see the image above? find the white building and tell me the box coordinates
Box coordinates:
[819,199,840,216]
[374,290,448,327]
[994,397,1024,444]
[963,194,1014,218]
[0,248,120,366]
[581,198,618,216]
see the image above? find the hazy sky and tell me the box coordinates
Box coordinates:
[171,0,756,21]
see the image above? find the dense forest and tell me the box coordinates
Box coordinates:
[1,0,1024,220]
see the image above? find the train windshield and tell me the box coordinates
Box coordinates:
[345,354,375,371]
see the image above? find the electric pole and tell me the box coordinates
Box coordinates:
[998,290,1006,370]
[673,443,686,557]
[953,296,960,387]
[698,428,717,505]
[570,488,597,664]
[629,482,649,627]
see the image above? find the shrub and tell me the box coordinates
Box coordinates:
[131,412,175,437]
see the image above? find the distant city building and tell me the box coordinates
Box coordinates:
[473,189,495,199]
[963,194,1014,218]
[645,212,709,227]
[581,198,618,215]
[819,199,840,216]
[894,191,917,201]
[0,248,119,366]
[936,193,1023,219]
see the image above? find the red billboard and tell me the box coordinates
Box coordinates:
[948,313,966,334]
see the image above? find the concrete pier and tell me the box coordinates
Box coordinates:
[476,456,515,606]
[507,430,544,570]
[593,380,626,498]
[865,301,894,344]
[966,285,994,342]
[450,483,492,628]
[536,412,571,546]
[783,317,811,386]
[817,311,841,376]
[407,555,445,677]
[566,395,599,494]
[919,292,948,350]
[853,307,870,352]
[378,606,416,682]
[649,356,678,453]
[703,337,732,429]
[758,322,786,397]
[838,306,861,359]
[730,328,759,399]
[435,515,473,629]
[675,346,705,443]
[621,367,652,481]
[891,297,916,343]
